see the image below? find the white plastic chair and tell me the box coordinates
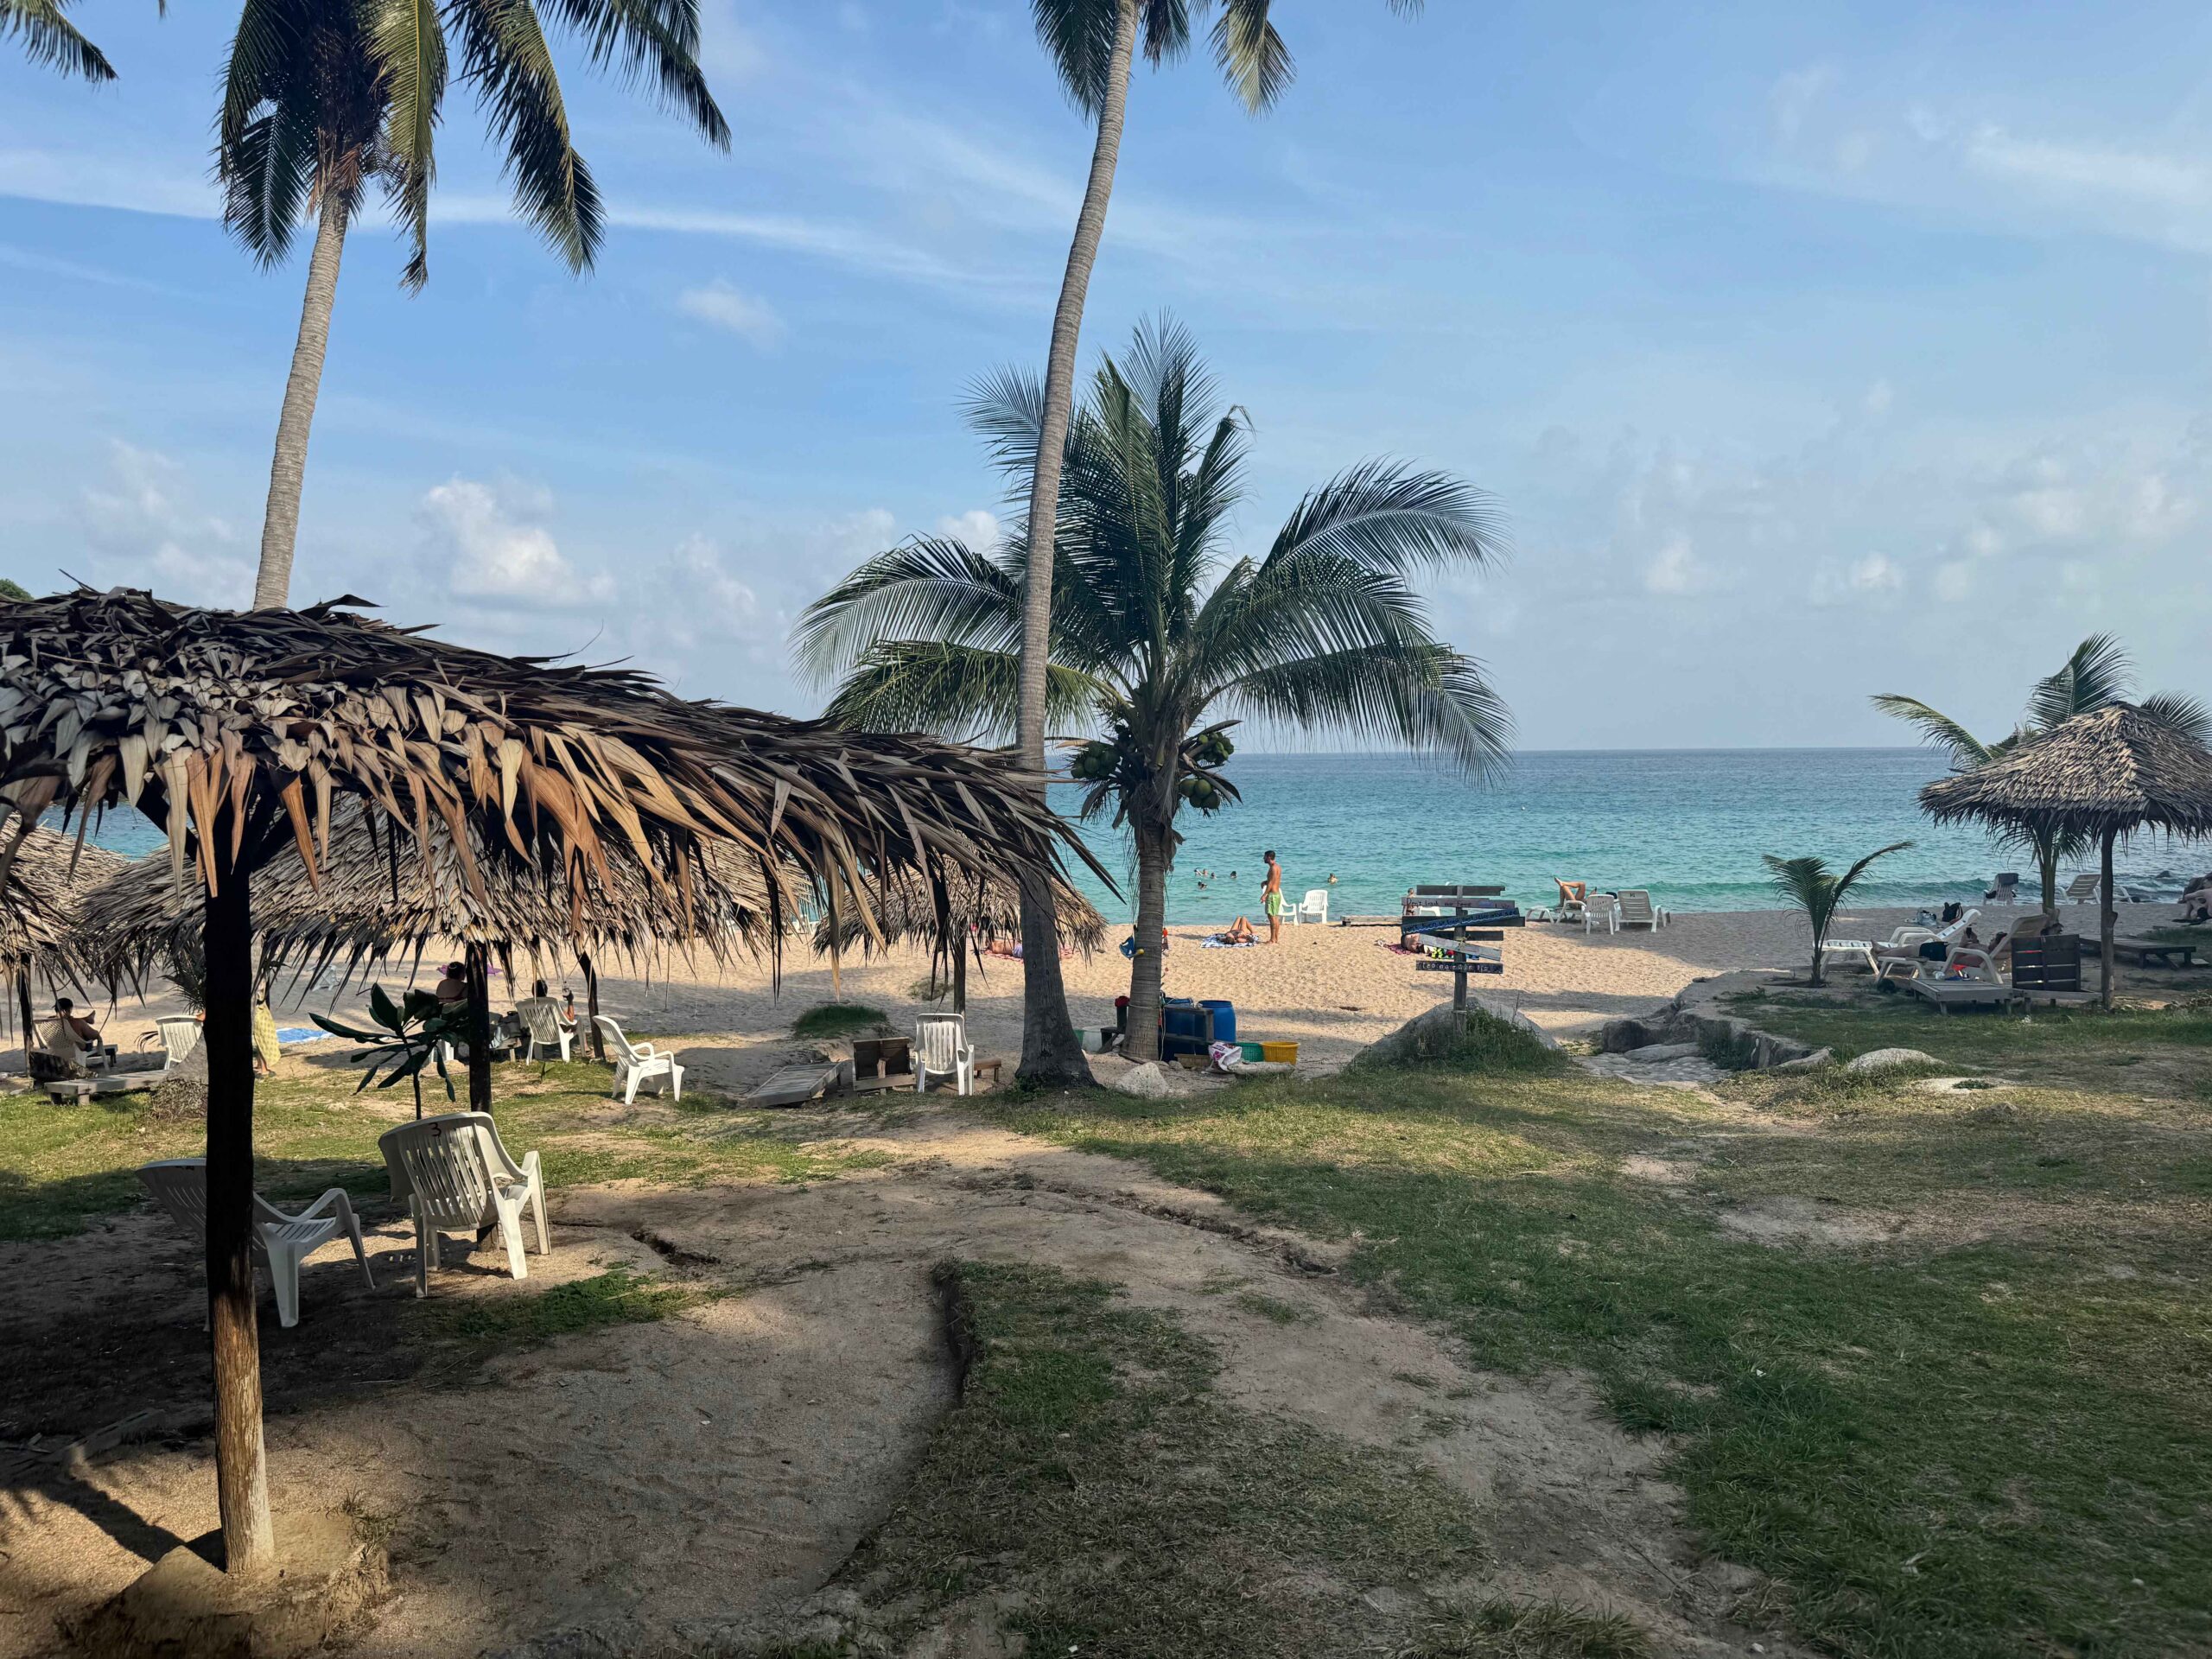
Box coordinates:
[516,997,574,1061]
[594,1015,683,1104]
[1583,895,1620,935]
[1292,888,1330,925]
[1617,890,1668,930]
[153,1015,203,1068]
[137,1158,373,1328]
[378,1112,547,1295]
[915,1014,976,1096]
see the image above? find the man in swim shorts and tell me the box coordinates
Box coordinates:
[1262,850,1285,944]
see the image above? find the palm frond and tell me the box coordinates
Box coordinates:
[1261,459,1508,579]
[455,0,601,271]
[1029,0,1125,115]
[1868,693,1993,769]
[2025,632,2135,731]
[1224,642,1511,777]
[3,0,114,80]
[367,0,449,289]
[218,0,325,261]
[537,0,728,147]
[1832,840,1915,908]
[792,537,1023,684]
[2139,690,2212,747]
[963,362,1048,495]
[219,108,319,264]
[1209,0,1291,110]
[824,641,1102,742]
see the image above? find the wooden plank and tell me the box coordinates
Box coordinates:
[1413,939,1502,959]
[1416,959,1504,974]
[746,1063,839,1107]
[1410,885,1505,898]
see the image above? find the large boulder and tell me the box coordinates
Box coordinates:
[1592,1001,1818,1071]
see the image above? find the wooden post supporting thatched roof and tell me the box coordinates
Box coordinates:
[1921,705,2212,1007]
[0,587,1102,1577]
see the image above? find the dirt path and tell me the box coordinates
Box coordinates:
[1,1109,1796,1658]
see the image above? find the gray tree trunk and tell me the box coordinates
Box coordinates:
[2099,828,2117,1009]
[251,192,350,611]
[2037,832,2060,924]
[1014,0,1140,1088]
[1122,815,1171,1063]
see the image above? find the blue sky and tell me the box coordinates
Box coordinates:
[3,0,2208,749]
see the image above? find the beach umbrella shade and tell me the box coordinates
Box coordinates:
[78,800,772,1064]
[0,587,1097,1577]
[810,867,1106,1012]
[1919,704,2212,1007]
[0,824,127,1039]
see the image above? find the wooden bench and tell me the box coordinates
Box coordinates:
[2111,938,2201,970]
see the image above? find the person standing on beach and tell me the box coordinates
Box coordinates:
[1262,851,1285,944]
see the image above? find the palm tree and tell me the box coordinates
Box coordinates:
[1873,635,2210,916]
[221,0,729,611]
[798,318,1511,1062]
[1007,0,1425,1084]
[1763,842,1913,988]
[4,0,116,79]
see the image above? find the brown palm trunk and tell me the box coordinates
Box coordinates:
[1014,0,1139,1089]
[2099,829,2117,1009]
[16,971,31,1057]
[464,943,493,1111]
[580,952,604,1060]
[203,855,274,1573]
[251,191,349,611]
[2038,834,2060,925]
[1122,817,1171,1063]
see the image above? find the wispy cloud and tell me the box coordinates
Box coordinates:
[676,279,785,345]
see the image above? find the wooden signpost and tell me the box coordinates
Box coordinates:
[1402,885,1522,1012]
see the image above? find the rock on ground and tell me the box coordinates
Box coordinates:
[1844,1047,1942,1074]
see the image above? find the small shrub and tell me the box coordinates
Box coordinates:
[1357,1007,1564,1075]
[791,1002,890,1040]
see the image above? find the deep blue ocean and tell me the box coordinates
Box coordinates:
[67,749,2206,928]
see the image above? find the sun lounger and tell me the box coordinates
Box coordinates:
[2064,873,2101,904]
[1617,890,1667,930]
[1904,977,2017,1013]
[2111,938,2201,970]
[138,1158,373,1327]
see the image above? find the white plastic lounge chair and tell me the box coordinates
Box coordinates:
[594,1015,683,1104]
[1552,878,1588,925]
[378,1112,547,1295]
[1292,889,1330,926]
[2064,873,2101,904]
[1617,890,1668,930]
[515,997,573,1062]
[154,1015,203,1068]
[915,1014,976,1096]
[137,1158,372,1328]
[1985,873,2022,904]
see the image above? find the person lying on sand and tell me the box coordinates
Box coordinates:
[1211,916,1257,945]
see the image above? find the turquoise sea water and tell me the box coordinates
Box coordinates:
[65,749,2206,928]
[1052,749,2208,926]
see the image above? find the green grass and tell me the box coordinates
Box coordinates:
[0,1054,889,1240]
[823,1261,1635,1658]
[982,1027,2212,1659]
[430,1266,704,1345]
[790,1002,889,1039]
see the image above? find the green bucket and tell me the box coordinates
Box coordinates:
[1239,1040,1264,1062]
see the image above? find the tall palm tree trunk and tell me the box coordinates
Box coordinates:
[203,848,274,1573]
[251,193,349,612]
[464,942,494,1112]
[2037,832,2060,924]
[1123,816,1171,1063]
[1014,0,1138,1087]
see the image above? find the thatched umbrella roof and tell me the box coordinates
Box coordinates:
[1921,705,2212,1008]
[0,824,126,982]
[79,802,769,994]
[1919,705,2212,840]
[0,588,1102,921]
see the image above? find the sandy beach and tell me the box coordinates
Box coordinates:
[196,899,2164,1086]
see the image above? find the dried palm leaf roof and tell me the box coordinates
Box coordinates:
[0,588,1104,938]
[810,868,1105,957]
[79,802,768,993]
[1920,705,2212,840]
[0,824,127,979]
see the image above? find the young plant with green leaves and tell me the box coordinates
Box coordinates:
[1005,0,1427,1085]
[313,985,471,1120]
[219,0,729,611]
[1874,634,2209,916]
[799,319,1510,1061]
[1762,842,1913,987]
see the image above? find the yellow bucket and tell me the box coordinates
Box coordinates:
[1259,1040,1299,1065]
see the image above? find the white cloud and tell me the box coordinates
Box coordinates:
[1769,66,1834,144]
[416,478,611,605]
[74,442,251,606]
[1643,534,1707,595]
[1811,550,1904,607]
[935,509,1001,550]
[698,0,768,82]
[1964,127,2210,212]
[676,280,785,346]
[1933,561,1974,603]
